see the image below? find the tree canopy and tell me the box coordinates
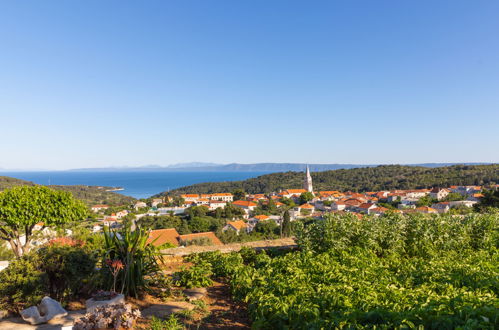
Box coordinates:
[164,165,499,195]
[0,186,88,257]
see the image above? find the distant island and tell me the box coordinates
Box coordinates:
[65,162,494,172]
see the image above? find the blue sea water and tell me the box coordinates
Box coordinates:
[1,171,269,199]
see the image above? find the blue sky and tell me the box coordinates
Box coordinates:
[1,1,498,170]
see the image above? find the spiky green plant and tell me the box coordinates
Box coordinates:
[103,224,160,297]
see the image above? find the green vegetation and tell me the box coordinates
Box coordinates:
[174,261,213,288]
[103,225,160,298]
[0,186,88,257]
[149,315,184,330]
[0,253,46,312]
[0,176,135,206]
[164,164,499,194]
[476,189,499,211]
[0,237,98,312]
[38,239,97,301]
[185,213,499,329]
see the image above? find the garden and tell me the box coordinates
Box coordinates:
[0,186,498,329]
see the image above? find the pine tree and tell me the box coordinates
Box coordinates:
[282,210,291,237]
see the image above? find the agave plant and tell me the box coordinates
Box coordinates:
[103,224,160,297]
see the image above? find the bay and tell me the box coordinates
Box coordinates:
[1,171,269,199]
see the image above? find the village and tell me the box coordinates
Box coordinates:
[87,167,487,249]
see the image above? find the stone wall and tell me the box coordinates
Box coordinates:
[160,237,297,256]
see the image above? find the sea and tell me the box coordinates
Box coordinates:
[1,171,270,199]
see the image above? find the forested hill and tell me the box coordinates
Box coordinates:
[0,176,135,206]
[163,164,499,195]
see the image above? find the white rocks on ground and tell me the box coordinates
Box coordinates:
[20,297,67,325]
[85,293,125,313]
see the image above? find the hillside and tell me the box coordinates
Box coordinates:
[0,176,135,206]
[163,164,499,195]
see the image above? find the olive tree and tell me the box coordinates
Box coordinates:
[0,186,87,257]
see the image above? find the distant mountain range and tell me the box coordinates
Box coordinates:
[65,162,495,173]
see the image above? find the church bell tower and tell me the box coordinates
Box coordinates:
[304,165,313,193]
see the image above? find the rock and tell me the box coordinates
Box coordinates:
[141,302,195,319]
[183,287,207,301]
[20,297,67,325]
[85,294,125,313]
[0,310,9,319]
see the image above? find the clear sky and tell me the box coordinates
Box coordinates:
[1,0,498,170]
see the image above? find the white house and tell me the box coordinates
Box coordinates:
[429,188,450,201]
[134,201,147,210]
[211,193,234,202]
[91,204,109,212]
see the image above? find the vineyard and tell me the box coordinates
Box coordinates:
[184,213,499,329]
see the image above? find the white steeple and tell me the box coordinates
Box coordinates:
[304,165,313,193]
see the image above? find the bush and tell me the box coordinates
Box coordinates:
[174,261,213,288]
[38,238,97,300]
[0,253,46,313]
[0,243,14,260]
[149,315,184,330]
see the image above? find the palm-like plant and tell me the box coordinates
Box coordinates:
[103,224,160,297]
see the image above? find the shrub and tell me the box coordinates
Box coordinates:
[174,261,213,288]
[38,238,97,300]
[181,237,213,247]
[149,315,184,330]
[0,253,46,313]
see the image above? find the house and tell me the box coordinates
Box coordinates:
[211,193,234,202]
[208,200,227,210]
[298,203,315,214]
[429,188,450,201]
[415,206,438,214]
[147,228,180,247]
[91,204,109,212]
[115,210,129,219]
[331,201,346,211]
[468,193,484,202]
[178,232,223,246]
[406,189,429,198]
[195,198,210,206]
[449,200,477,208]
[134,201,147,210]
[280,189,307,198]
[431,202,450,213]
[369,206,389,216]
[248,214,270,227]
[151,198,163,207]
[232,200,257,218]
[92,224,102,233]
[181,194,200,202]
[223,220,248,234]
[358,203,377,214]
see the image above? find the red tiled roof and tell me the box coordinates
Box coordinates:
[233,200,257,207]
[227,220,247,231]
[147,228,180,247]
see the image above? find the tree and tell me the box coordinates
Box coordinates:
[233,189,246,201]
[0,186,87,258]
[299,192,314,205]
[475,189,499,211]
[282,210,291,237]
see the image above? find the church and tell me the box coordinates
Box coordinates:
[304,165,313,193]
